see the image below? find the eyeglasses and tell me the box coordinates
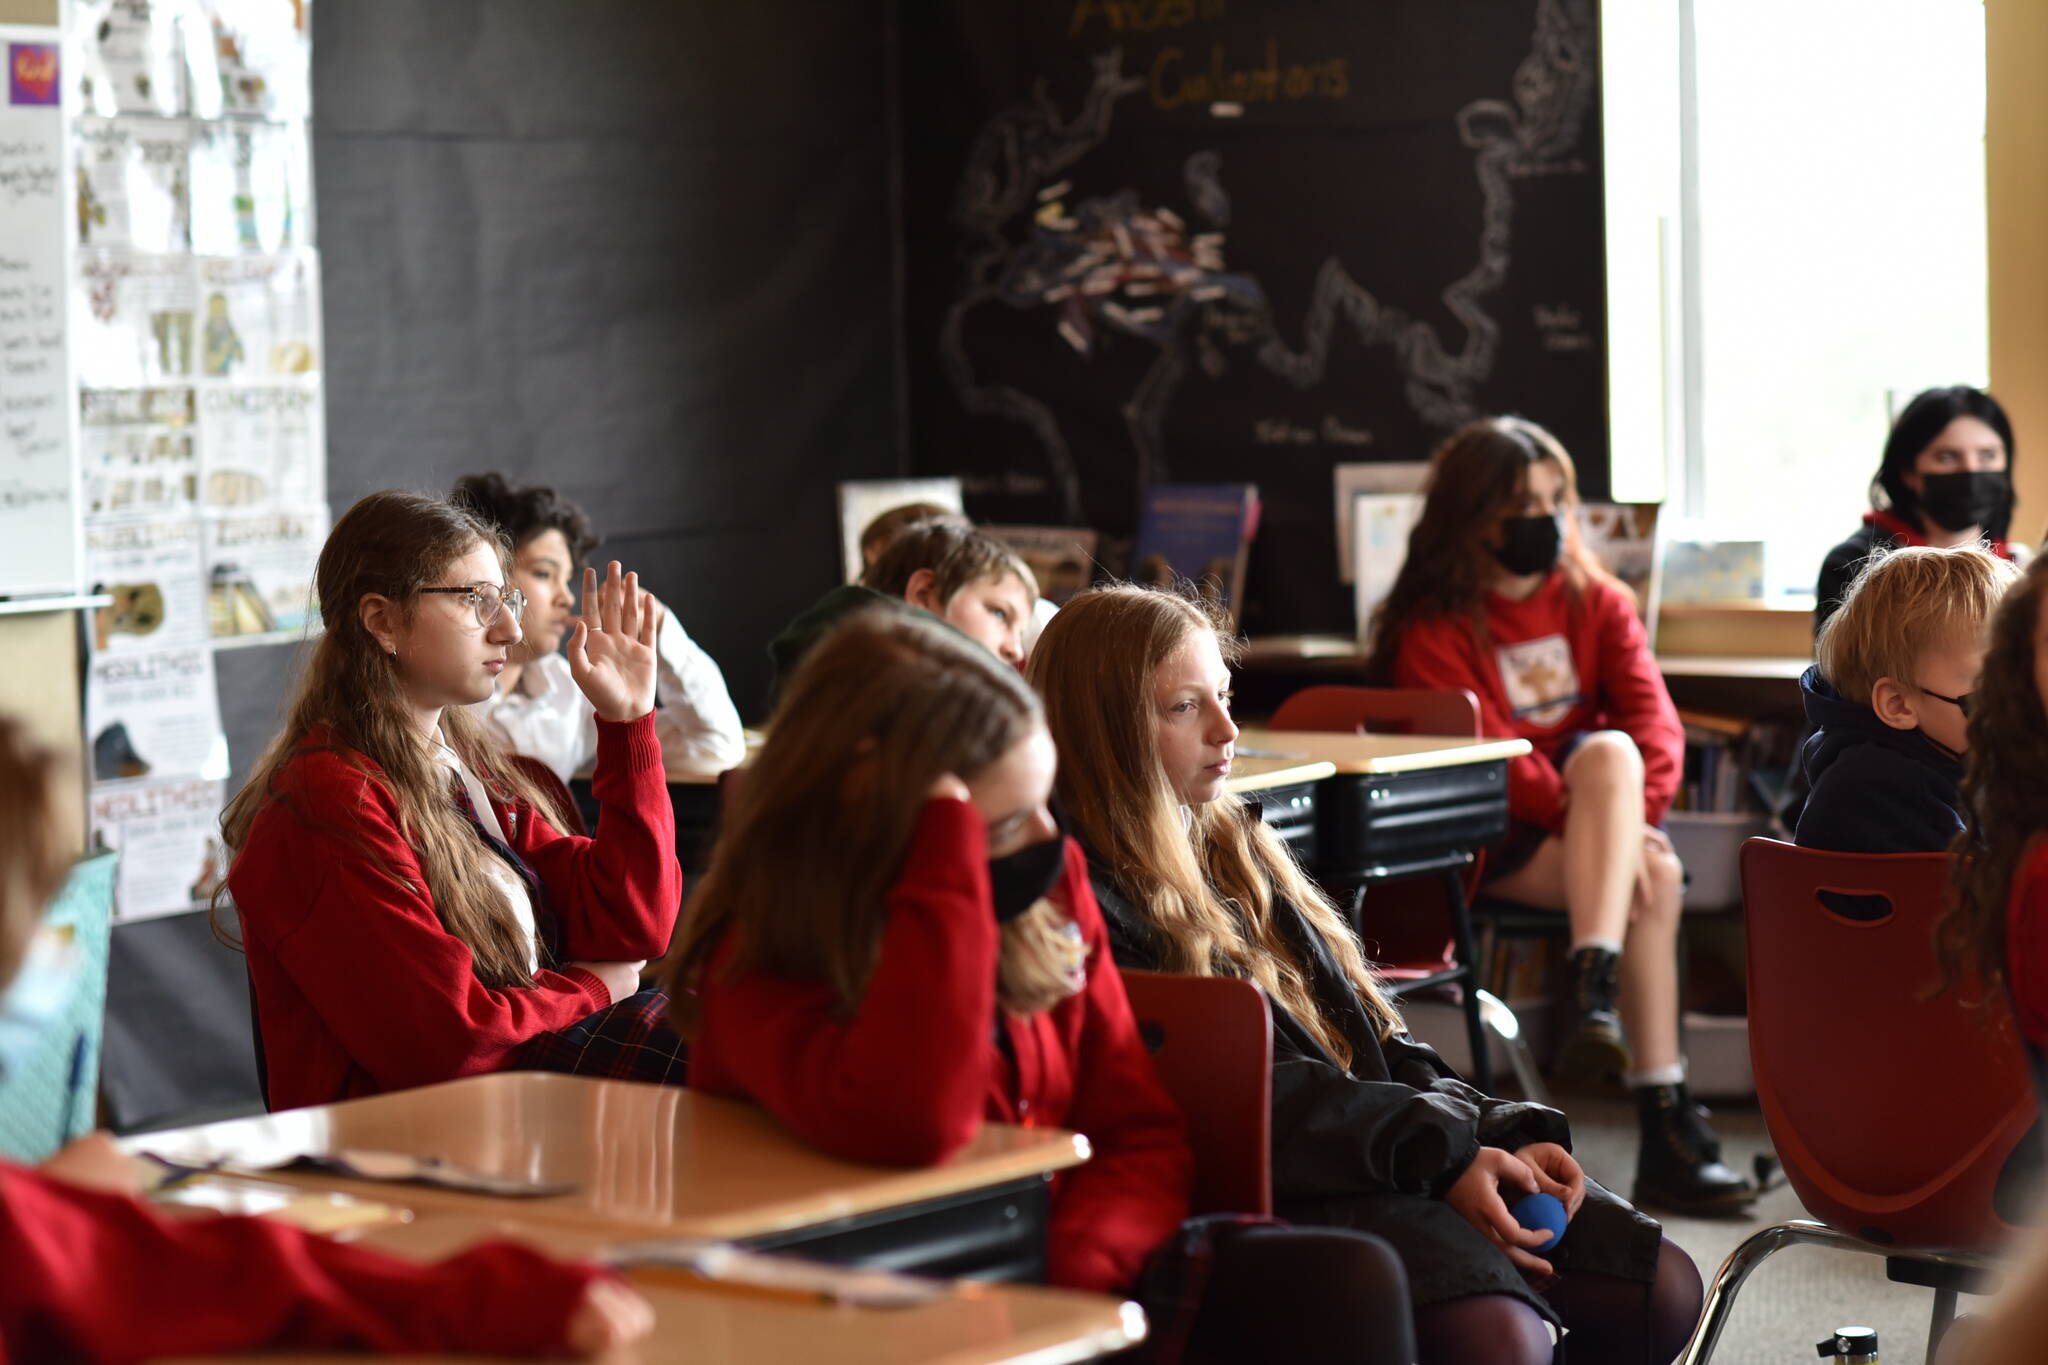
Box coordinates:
[420,582,526,629]
[1917,685,1973,717]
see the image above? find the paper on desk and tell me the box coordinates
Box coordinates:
[606,1239,951,1309]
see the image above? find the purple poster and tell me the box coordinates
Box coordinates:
[9,43,58,106]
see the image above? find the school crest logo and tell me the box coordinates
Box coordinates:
[1496,634,1580,729]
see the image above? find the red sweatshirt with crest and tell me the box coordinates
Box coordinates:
[226,713,680,1111]
[1392,570,1683,834]
[687,798,1193,1295]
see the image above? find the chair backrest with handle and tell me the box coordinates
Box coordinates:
[1740,837,2036,1249]
[1269,684,1482,739]
[1119,969,1274,1216]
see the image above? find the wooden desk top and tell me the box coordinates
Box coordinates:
[126,1073,1087,1241]
[1222,755,1338,793]
[151,1213,1143,1365]
[1233,727,1531,774]
[1653,654,1808,681]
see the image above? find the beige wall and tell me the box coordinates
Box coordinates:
[0,612,86,854]
[1988,0,2048,543]
[0,0,57,24]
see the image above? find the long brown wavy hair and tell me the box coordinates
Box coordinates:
[0,718,73,989]
[1030,585,1401,1062]
[1937,556,2048,991]
[1365,416,1617,682]
[668,610,1080,1035]
[216,491,566,989]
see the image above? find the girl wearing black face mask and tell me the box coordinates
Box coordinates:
[1366,417,1755,1221]
[1815,385,2023,636]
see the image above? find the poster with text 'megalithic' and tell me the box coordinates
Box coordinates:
[89,777,226,923]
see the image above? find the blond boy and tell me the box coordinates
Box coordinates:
[1797,545,2019,852]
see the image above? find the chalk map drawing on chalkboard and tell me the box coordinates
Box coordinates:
[940,0,1595,524]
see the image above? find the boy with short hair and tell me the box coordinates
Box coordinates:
[863,521,1039,668]
[1796,544,2020,852]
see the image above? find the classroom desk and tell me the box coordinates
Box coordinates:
[1232,728,1533,1093]
[147,1212,1143,1365]
[126,1073,1088,1280]
[1222,755,1337,793]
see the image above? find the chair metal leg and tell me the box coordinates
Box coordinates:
[1679,1220,1883,1365]
[1928,1287,1958,1360]
[1438,865,1494,1093]
[1476,989,1549,1106]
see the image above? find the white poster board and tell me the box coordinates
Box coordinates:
[0,27,81,597]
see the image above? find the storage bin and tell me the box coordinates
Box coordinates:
[1667,811,1771,911]
[1683,1010,1753,1100]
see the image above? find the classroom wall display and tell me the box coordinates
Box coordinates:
[0,23,83,597]
[87,777,226,925]
[902,0,1608,635]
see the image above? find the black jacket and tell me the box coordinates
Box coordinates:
[1793,664,1963,855]
[1082,847,1568,1214]
[1815,521,1899,639]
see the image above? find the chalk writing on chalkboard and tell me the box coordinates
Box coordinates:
[940,0,1596,524]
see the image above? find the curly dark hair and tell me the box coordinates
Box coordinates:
[449,472,600,563]
[1937,555,2048,992]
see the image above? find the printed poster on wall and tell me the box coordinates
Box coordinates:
[73,249,196,387]
[189,118,310,254]
[190,0,310,121]
[194,252,317,378]
[71,0,185,118]
[89,778,226,923]
[198,382,319,509]
[205,505,322,639]
[79,385,196,518]
[84,517,207,652]
[73,115,190,253]
[84,643,228,784]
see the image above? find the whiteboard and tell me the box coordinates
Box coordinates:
[0,24,81,598]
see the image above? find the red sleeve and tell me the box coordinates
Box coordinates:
[512,712,682,961]
[1393,612,1568,832]
[234,761,613,1096]
[694,798,999,1167]
[1043,844,1192,1294]
[0,1163,602,1362]
[1588,583,1683,825]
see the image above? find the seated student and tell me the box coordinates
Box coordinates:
[858,501,968,572]
[672,610,1420,1365]
[450,473,745,781]
[1031,585,1704,1365]
[0,718,653,1360]
[1942,557,2048,1057]
[1365,415,1753,1215]
[220,491,685,1111]
[1797,545,2017,854]
[765,520,1039,692]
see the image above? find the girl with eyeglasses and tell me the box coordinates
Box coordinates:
[218,491,685,1110]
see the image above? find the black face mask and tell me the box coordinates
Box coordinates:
[1489,513,1563,577]
[987,827,1065,922]
[1918,470,2010,534]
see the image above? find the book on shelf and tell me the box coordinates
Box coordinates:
[1130,483,1260,627]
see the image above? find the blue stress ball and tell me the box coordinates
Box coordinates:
[1510,1191,1567,1253]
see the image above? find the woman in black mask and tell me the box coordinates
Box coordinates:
[1816,385,2020,634]
[1364,417,1755,1219]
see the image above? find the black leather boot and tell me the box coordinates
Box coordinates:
[1633,1082,1758,1215]
[1553,946,1630,1089]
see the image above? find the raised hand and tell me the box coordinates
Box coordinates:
[566,561,663,723]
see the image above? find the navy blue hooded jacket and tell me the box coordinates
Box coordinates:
[1793,664,1963,854]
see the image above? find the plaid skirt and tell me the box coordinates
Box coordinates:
[514,986,689,1085]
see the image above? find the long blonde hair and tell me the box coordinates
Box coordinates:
[669,610,1078,1035]
[217,491,567,989]
[1031,585,1402,1061]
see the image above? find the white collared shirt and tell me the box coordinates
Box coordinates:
[472,612,746,782]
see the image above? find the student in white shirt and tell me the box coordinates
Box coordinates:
[452,474,746,781]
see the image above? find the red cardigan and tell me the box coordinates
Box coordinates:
[227,713,681,1111]
[688,798,1192,1295]
[1393,570,1683,834]
[0,1161,603,1363]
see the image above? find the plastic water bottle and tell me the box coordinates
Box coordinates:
[1815,1327,1879,1363]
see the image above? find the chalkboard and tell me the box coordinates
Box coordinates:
[0,25,80,597]
[902,0,1606,635]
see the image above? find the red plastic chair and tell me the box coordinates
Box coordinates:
[1679,839,2038,1364]
[506,754,590,838]
[1119,969,1274,1216]
[1270,684,1483,740]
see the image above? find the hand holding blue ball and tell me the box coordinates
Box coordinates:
[1509,1191,1567,1252]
